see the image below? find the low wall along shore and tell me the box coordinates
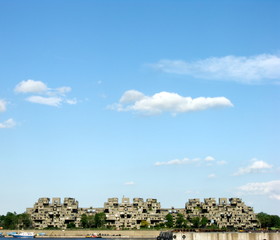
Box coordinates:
[172,232,280,240]
[1,230,160,238]
[1,230,280,240]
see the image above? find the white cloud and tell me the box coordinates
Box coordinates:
[237,180,280,200]
[14,79,48,93]
[120,90,145,104]
[124,181,135,185]
[0,118,16,128]
[26,96,62,107]
[155,156,222,167]
[150,54,280,84]
[55,86,72,95]
[111,90,233,115]
[14,80,76,107]
[233,158,273,176]
[155,158,195,166]
[205,156,215,162]
[65,98,77,105]
[0,99,7,112]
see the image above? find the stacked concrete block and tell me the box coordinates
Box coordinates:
[27,197,80,229]
[27,197,259,230]
[103,197,165,229]
[184,198,259,229]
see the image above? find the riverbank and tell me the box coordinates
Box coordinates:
[1,230,280,240]
[0,230,160,238]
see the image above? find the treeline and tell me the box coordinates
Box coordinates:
[0,212,32,229]
[1,211,280,230]
[256,212,280,229]
[80,213,107,229]
[157,213,216,229]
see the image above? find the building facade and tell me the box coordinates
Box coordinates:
[26,197,80,229]
[184,198,259,229]
[26,197,260,230]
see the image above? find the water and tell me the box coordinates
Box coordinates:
[34,239,155,240]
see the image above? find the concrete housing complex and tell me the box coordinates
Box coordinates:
[26,197,260,230]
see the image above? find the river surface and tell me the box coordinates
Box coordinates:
[34,239,155,240]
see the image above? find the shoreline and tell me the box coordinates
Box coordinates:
[0,230,160,239]
[1,230,280,240]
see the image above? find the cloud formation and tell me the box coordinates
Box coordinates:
[150,54,280,84]
[111,90,233,115]
[237,180,280,200]
[14,80,77,107]
[155,156,221,166]
[0,100,16,129]
[208,173,216,179]
[27,96,62,107]
[205,156,215,162]
[0,118,16,128]
[0,100,7,112]
[124,181,135,185]
[233,158,273,176]
[15,79,48,93]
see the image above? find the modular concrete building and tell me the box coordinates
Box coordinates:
[26,197,260,230]
[26,197,81,229]
[184,198,259,229]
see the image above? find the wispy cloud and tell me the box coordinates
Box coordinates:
[110,90,233,115]
[217,160,227,165]
[65,98,78,105]
[0,99,7,112]
[124,181,135,185]
[27,96,62,107]
[150,54,280,84]
[0,118,16,128]
[55,86,72,95]
[155,158,198,166]
[155,156,222,167]
[208,173,216,179]
[233,158,273,176]
[237,180,280,200]
[0,100,16,129]
[205,156,215,162]
[14,79,77,107]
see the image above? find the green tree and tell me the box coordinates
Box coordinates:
[94,212,106,228]
[140,220,149,228]
[3,212,18,229]
[257,212,272,228]
[80,214,95,228]
[67,222,76,229]
[200,217,208,228]
[18,213,32,229]
[165,213,174,228]
[190,216,208,228]
[81,214,89,228]
[257,212,280,228]
[0,215,5,228]
[270,215,280,228]
[190,217,200,228]
[175,213,187,228]
[81,213,106,229]
[88,215,95,228]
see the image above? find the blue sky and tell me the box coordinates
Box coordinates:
[0,0,280,216]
